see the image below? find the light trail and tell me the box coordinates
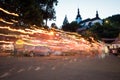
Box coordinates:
[0,26,105,56]
[11,19,18,23]
[0,33,18,38]
[0,26,34,34]
[0,18,14,24]
[0,40,13,44]
[0,7,19,17]
[0,8,105,56]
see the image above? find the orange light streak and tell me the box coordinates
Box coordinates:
[0,7,19,17]
[11,19,18,23]
[0,33,18,38]
[0,40,13,44]
[0,26,105,56]
[0,18,14,24]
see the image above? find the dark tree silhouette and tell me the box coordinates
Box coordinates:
[62,21,80,32]
[0,0,58,27]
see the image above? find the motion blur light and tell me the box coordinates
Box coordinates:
[49,31,54,35]
[0,26,105,56]
[15,39,24,45]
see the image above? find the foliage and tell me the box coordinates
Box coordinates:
[62,21,80,32]
[51,23,58,29]
[0,0,58,27]
[40,0,58,26]
[80,29,99,41]
[105,14,120,24]
[89,14,120,39]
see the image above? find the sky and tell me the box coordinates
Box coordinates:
[48,0,120,27]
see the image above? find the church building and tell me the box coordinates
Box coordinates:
[76,8,103,31]
[62,8,103,31]
[76,8,82,24]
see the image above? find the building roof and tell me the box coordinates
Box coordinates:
[79,18,91,24]
[79,11,101,24]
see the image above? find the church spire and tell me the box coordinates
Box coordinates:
[78,8,80,16]
[63,15,69,25]
[76,8,82,23]
[96,11,99,18]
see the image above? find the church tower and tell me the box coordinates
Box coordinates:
[63,15,69,25]
[96,11,99,18]
[76,8,82,23]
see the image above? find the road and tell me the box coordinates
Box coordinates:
[0,55,120,80]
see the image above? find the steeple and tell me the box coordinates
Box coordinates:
[63,15,69,25]
[76,8,82,23]
[96,11,99,18]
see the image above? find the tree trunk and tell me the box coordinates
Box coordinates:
[45,18,48,26]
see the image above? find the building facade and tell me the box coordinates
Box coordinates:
[76,9,103,31]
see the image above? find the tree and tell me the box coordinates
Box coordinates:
[51,23,58,29]
[0,0,58,27]
[62,21,80,32]
[19,0,43,27]
[37,0,58,26]
[89,17,120,40]
[0,0,20,26]
[61,23,70,31]
[68,21,80,32]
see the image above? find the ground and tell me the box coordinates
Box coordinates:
[0,54,120,80]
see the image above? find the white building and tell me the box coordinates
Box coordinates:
[76,9,103,31]
[62,8,103,31]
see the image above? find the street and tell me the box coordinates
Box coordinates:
[0,55,120,80]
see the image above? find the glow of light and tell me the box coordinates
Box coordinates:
[15,39,24,45]
[49,31,54,36]
[105,20,109,24]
